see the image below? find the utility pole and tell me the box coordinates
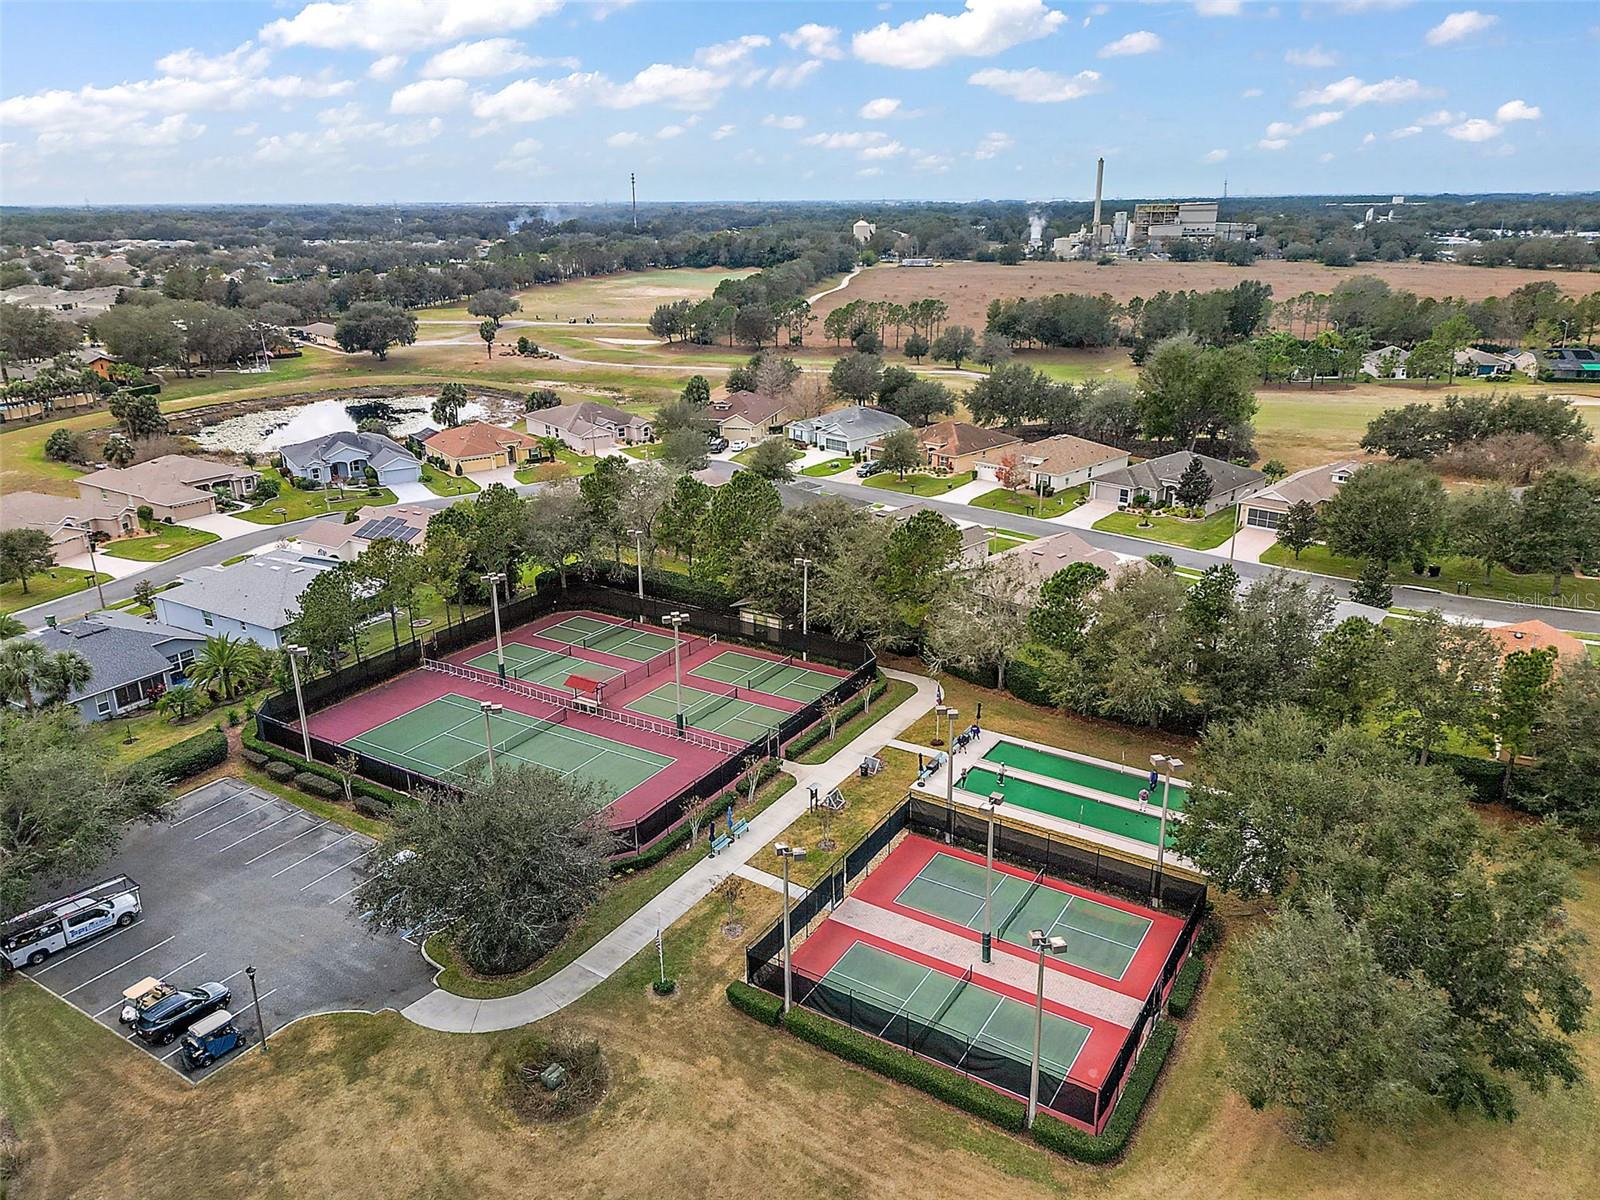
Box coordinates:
[630,172,638,230]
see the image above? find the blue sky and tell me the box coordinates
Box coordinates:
[1,1,1594,206]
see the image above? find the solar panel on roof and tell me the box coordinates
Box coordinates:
[354,519,387,539]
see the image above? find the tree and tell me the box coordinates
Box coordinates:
[1350,558,1393,608]
[655,474,713,566]
[1308,616,1387,725]
[525,387,559,412]
[522,481,591,589]
[697,471,781,580]
[877,377,954,427]
[727,498,860,623]
[356,537,422,649]
[35,650,92,707]
[1431,312,1480,379]
[0,708,173,915]
[1277,500,1319,559]
[44,428,80,462]
[1199,575,1336,722]
[156,684,203,723]
[1376,611,1502,763]
[354,765,611,975]
[1447,486,1518,580]
[579,456,631,565]
[287,562,369,671]
[1172,456,1214,510]
[1027,563,1106,651]
[433,381,467,427]
[1514,469,1600,595]
[467,289,519,328]
[745,438,797,481]
[0,615,25,639]
[0,528,54,595]
[334,301,417,360]
[930,325,978,370]
[1527,659,1600,835]
[976,331,1012,371]
[109,389,167,439]
[875,428,922,479]
[470,483,531,586]
[829,351,883,403]
[993,450,1029,498]
[0,639,48,709]
[103,434,134,468]
[1320,462,1446,570]
[96,302,184,370]
[924,557,1030,689]
[1491,647,1556,794]
[903,332,929,362]
[478,319,497,359]
[659,425,711,472]
[1406,338,1452,385]
[681,375,712,407]
[1137,335,1258,450]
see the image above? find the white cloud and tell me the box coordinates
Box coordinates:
[781,23,844,59]
[695,35,771,68]
[858,167,884,178]
[1417,109,1461,126]
[1295,75,1428,108]
[368,55,407,80]
[1361,132,1376,145]
[606,131,642,148]
[859,97,903,119]
[762,113,806,130]
[1203,148,1228,162]
[422,38,577,78]
[1285,45,1338,67]
[261,0,564,54]
[969,67,1102,103]
[656,123,686,140]
[1098,31,1162,58]
[1495,99,1541,123]
[853,0,1067,70]
[253,116,441,163]
[1258,137,1289,151]
[1447,117,1501,141]
[496,136,542,170]
[1426,11,1498,46]
[1390,125,1423,138]
[1258,109,1342,148]
[711,123,736,140]
[860,140,905,160]
[471,73,598,123]
[155,43,271,81]
[1195,0,1243,15]
[1318,151,1335,163]
[390,78,470,113]
[768,60,823,88]
[1241,87,1263,99]
[802,130,891,151]
[913,152,953,171]
[974,130,1015,159]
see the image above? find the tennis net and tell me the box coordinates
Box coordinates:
[510,647,564,680]
[497,707,568,755]
[996,869,1046,941]
[581,620,638,652]
[683,690,738,729]
[746,654,794,691]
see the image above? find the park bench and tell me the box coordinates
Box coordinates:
[730,817,751,839]
[710,833,734,857]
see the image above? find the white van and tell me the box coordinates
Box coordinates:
[1,877,142,969]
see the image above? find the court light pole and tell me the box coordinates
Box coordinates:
[664,610,687,722]
[1026,930,1069,1130]
[629,529,645,599]
[481,701,503,782]
[981,792,1004,963]
[775,842,807,1014]
[793,556,812,661]
[481,571,507,681]
[284,644,312,763]
[245,964,268,1053]
[1149,754,1183,908]
[943,706,960,843]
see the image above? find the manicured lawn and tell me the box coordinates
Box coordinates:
[799,457,854,477]
[514,447,596,484]
[100,524,220,562]
[420,462,480,497]
[862,469,977,496]
[968,484,1087,519]
[621,442,669,460]
[220,553,251,566]
[791,678,918,765]
[989,535,1026,553]
[235,468,397,524]
[87,690,267,766]
[0,567,109,615]
[1260,542,1600,608]
[1094,506,1240,551]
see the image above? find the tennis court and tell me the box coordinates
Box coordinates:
[892,851,1152,981]
[532,613,679,662]
[815,941,1092,1099]
[344,692,675,804]
[984,739,1189,811]
[961,765,1171,849]
[689,649,842,703]
[626,682,789,745]
[465,642,622,689]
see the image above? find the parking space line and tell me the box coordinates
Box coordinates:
[90,951,207,1017]
[193,799,280,839]
[299,853,367,893]
[326,882,363,906]
[242,820,329,865]
[59,937,174,996]
[271,832,357,878]
[169,787,248,827]
[215,810,309,853]
[34,923,137,973]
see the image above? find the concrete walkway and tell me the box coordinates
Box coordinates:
[400,667,940,1033]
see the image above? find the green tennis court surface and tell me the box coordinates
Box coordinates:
[690,649,840,703]
[626,682,787,744]
[984,740,1188,812]
[465,643,621,688]
[345,693,674,804]
[533,614,677,662]
[893,851,1151,980]
[819,942,1090,1086]
[961,766,1172,849]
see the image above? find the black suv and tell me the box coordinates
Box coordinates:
[133,982,232,1044]
[706,435,729,453]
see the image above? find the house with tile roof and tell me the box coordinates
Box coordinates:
[1089,451,1265,516]
[277,430,421,488]
[890,420,1021,475]
[991,530,1126,594]
[152,553,337,648]
[294,503,433,562]
[0,491,133,557]
[875,500,990,567]
[974,432,1129,491]
[710,392,792,444]
[1239,460,1362,533]
[76,454,260,524]
[1487,620,1588,671]
[20,610,205,721]
[423,422,541,474]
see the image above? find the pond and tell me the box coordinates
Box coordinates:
[190,393,515,453]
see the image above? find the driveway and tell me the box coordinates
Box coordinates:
[186,512,266,538]
[59,551,149,581]
[387,480,436,503]
[1225,526,1279,564]
[937,478,1000,505]
[471,466,522,489]
[1046,497,1116,529]
[17,780,434,1082]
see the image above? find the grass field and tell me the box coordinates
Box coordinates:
[514,447,596,483]
[419,462,480,496]
[100,524,220,562]
[1260,541,1600,607]
[968,483,1088,519]
[1094,506,1240,550]
[234,468,397,524]
[799,457,854,477]
[0,567,108,615]
[413,267,759,324]
[863,469,976,496]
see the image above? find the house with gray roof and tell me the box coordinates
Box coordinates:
[152,553,337,648]
[786,405,910,455]
[276,431,421,489]
[1239,460,1362,533]
[19,610,204,721]
[1088,451,1265,515]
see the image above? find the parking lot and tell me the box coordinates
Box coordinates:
[17,780,436,1082]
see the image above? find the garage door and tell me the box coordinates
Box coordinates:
[1244,507,1284,530]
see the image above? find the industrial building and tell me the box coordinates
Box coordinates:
[1131,201,1256,243]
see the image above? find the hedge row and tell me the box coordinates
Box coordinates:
[724,981,1180,1164]
[241,724,410,813]
[609,761,781,873]
[140,727,228,785]
[1166,955,1205,1019]
[784,675,887,759]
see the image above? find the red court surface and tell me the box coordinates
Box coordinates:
[850,834,1185,1001]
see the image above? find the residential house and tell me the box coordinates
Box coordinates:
[295,503,432,562]
[852,219,877,243]
[710,392,791,444]
[1505,350,1540,376]
[974,433,1128,491]
[893,421,1020,475]
[1088,451,1265,515]
[152,553,337,649]
[9,346,120,383]
[527,401,654,455]
[277,430,422,488]
[991,530,1125,594]
[1487,620,1589,672]
[20,611,204,721]
[423,421,541,474]
[0,491,132,556]
[294,321,339,345]
[1455,347,1513,377]
[76,454,259,524]
[1361,345,1410,379]
[1538,347,1600,382]
[877,501,989,567]
[1238,459,1362,533]
[787,406,910,456]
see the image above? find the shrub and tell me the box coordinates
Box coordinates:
[241,748,268,768]
[608,760,780,871]
[652,978,677,996]
[1030,1021,1177,1164]
[725,980,783,1026]
[1166,955,1204,1018]
[295,771,343,799]
[140,727,228,784]
[353,793,392,819]
[784,676,884,757]
[242,725,409,811]
[265,759,297,782]
[502,1030,608,1122]
[226,707,241,727]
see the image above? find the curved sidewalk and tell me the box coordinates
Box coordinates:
[400,667,939,1033]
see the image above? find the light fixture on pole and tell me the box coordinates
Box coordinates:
[943,706,959,843]
[85,536,108,608]
[981,792,1004,963]
[480,701,503,782]
[775,842,807,1014]
[1026,930,1069,1129]
[481,571,507,681]
[245,964,269,1053]
[664,610,687,723]
[1149,754,1184,907]
[284,644,312,763]
[793,556,812,661]
[629,529,645,598]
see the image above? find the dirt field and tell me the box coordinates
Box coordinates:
[416,267,759,325]
[815,261,1600,331]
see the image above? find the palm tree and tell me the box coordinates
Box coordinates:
[36,649,92,706]
[188,633,261,700]
[0,615,26,638]
[157,684,202,723]
[537,435,564,463]
[0,639,48,708]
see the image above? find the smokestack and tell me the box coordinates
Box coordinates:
[1092,157,1104,234]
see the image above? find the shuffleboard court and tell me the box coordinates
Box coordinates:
[532,613,678,662]
[892,851,1151,980]
[815,941,1091,1101]
[961,765,1172,849]
[465,643,621,689]
[626,682,788,745]
[345,692,675,805]
[689,649,841,703]
[983,739,1188,811]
